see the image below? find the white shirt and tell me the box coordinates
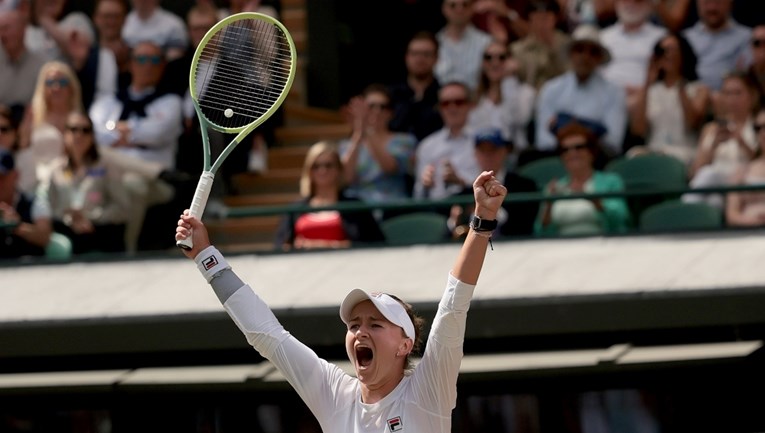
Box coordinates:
[435,25,492,92]
[89,88,183,169]
[413,127,480,199]
[218,269,474,433]
[600,22,667,88]
[467,77,536,151]
[122,7,188,51]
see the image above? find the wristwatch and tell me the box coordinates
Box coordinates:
[469,215,498,232]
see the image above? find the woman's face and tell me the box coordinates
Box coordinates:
[719,77,753,118]
[657,36,681,73]
[559,134,594,170]
[0,116,17,151]
[64,113,94,157]
[310,151,340,189]
[481,41,509,83]
[43,69,73,108]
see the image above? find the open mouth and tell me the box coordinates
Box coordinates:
[356,347,373,367]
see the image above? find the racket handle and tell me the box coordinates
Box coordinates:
[177,171,215,250]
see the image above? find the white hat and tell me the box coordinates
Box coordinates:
[570,24,611,63]
[340,289,415,340]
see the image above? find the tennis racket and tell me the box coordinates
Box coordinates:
[177,12,296,250]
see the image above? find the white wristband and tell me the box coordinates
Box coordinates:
[195,246,230,283]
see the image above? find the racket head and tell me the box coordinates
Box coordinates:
[189,12,296,135]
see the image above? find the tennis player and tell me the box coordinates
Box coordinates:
[175,170,507,432]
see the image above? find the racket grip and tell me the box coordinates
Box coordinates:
[177,171,215,250]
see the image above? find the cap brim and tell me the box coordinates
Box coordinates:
[339,289,415,340]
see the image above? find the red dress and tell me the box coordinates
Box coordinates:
[294,211,347,241]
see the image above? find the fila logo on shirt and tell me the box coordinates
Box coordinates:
[202,255,219,271]
[387,416,403,432]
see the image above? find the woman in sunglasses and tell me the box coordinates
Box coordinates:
[536,122,630,236]
[35,111,130,254]
[628,32,710,167]
[15,61,83,196]
[274,140,385,251]
[467,38,536,169]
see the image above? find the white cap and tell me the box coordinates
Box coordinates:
[340,289,415,340]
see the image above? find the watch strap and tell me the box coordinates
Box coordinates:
[469,215,498,232]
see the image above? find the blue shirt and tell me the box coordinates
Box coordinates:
[535,71,627,155]
[683,20,751,91]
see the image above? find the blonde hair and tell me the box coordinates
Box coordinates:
[299,141,344,197]
[30,61,84,128]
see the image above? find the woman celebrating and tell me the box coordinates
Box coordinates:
[176,171,507,432]
[629,32,710,167]
[340,83,417,206]
[685,72,758,209]
[274,141,385,251]
[36,111,130,254]
[467,38,536,168]
[537,122,630,236]
[725,108,765,227]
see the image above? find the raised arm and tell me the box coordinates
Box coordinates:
[450,171,507,285]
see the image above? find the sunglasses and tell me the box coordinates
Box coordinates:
[559,143,589,154]
[483,53,508,62]
[66,125,93,134]
[45,77,70,88]
[752,38,765,48]
[367,102,390,110]
[133,54,163,65]
[439,98,468,108]
[311,162,337,170]
[754,123,765,133]
[0,125,12,133]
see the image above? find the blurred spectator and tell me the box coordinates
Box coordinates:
[220,0,279,18]
[25,0,94,64]
[0,147,52,259]
[628,32,710,166]
[726,107,765,227]
[274,141,385,251]
[561,0,617,30]
[93,0,131,91]
[468,38,536,168]
[510,0,570,91]
[472,0,528,45]
[16,60,83,195]
[685,71,757,208]
[534,24,627,158]
[0,105,16,152]
[655,0,695,33]
[434,0,493,93]
[340,83,417,208]
[536,122,630,236]
[388,30,444,143]
[0,7,47,116]
[25,0,118,110]
[745,24,765,108]
[682,0,750,91]
[122,0,188,61]
[35,111,130,254]
[448,128,538,239]
[600,0,666,92]
[413,81,479,200]
[89,40,183,252]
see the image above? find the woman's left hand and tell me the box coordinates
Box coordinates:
[473,171,507,219]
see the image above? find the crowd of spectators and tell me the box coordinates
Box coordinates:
[1,0,764,260]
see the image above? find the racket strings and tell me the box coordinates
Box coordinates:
[194,17,293,129]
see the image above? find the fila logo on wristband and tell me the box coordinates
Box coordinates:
[202,255,219,271]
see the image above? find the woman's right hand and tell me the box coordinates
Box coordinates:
[176,209,212,259]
